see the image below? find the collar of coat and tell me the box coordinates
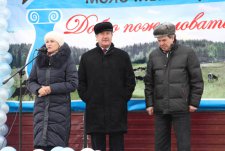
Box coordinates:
[159,41,178,54]
[96,43,115,55]
[36,43,71,69]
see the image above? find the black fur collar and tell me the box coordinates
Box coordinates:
[36,43,71,69]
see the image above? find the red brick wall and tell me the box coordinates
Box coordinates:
[5,112,225,151]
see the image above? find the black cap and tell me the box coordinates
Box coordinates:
[94,22,113,35]
[153,22,176,38]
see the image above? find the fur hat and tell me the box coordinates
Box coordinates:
[94,22,113,35]
[153,22,176,38]
[44,31,64,46]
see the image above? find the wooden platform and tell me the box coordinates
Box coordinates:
[5,111,225,151]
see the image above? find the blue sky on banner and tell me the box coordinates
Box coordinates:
[7,0,225,49]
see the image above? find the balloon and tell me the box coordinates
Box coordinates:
[0,135,7,149]
[1,146,16,151]
[0,110,7,125]
[0,40,9,51]
[0,102,9,114]
[0,0,7,7]
[61,147,75,151]
[0,63,11,77]
[0,8,10,19]
[0,87,10,100]
[0,52,13,64]
[1,76,14,88]
[81,148,94,151]
[0,31,10,42]
[0,124,8,136]
[51,146,64,151]
[6,87,14,99]
[0,18,8,30]
[33,149,44,151]
[4,52,13,64]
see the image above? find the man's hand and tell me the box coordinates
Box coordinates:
[146,107,154,115]
[189,105,197,112]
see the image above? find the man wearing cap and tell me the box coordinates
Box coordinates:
[144,22,204,151]
[78,22,136,151]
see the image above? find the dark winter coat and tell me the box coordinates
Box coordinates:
[27,43,78,148]
[144,43,204,114]
[78,43,136,134]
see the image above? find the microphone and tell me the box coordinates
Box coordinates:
[36,47,47,52]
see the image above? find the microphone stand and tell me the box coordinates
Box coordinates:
[3,53,40,151]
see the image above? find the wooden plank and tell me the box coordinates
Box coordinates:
[5,112,225,151]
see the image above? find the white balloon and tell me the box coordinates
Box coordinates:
[0,135,7,149]
[0,31,10,42]
[0,52,13,64]
[0,87,9,100]
[0,0,7,7]
[0,8,10,19]
[0,100,5,105]
[0,124,8,136]
[1,75,14,88]
[0,110,7,125]
[0,102,9,114]
[6,87,14,99]
[0,63,11,77]
[0,18,8,30]
[1,146,16,151]
[61,147,75,151]
[33,149,44,151]
[4,53,13,64]
[51,146,64,151]
[81,148,94,151]
[0,40,9,51]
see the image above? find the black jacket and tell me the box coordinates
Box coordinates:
[144,43,204,114]
[78,43,136,134]
[27,43,78,147]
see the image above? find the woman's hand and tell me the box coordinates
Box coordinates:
[38,86,51,97]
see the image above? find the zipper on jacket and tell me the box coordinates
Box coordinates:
[165,52,172,112]
[42,61,51,144]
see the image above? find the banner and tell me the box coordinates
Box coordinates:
[7,0,225,100]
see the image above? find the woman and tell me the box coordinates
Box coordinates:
[27,31,78,151]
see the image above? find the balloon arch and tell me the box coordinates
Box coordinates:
[0,0,14,150]
[0,1,77,150]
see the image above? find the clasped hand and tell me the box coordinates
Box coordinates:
[38,86,51,97]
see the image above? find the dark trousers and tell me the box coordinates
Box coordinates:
[154,113,191,151]
[91,132,124,151]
